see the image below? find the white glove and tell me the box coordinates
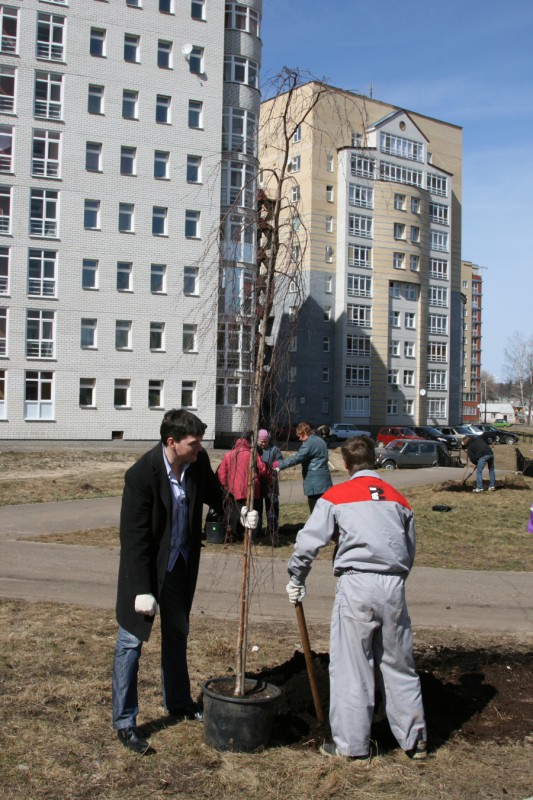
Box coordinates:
[286,578,306,604]
[239,507,259,530]
[134,594,157,616]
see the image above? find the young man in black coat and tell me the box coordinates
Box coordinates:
[112,409,258,753]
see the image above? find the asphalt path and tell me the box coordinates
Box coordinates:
[1,467,532,635]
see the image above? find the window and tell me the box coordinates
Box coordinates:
[405,311,416,330]
[428,314,448,335]
[0,6,18,54]
[403,370,415,387]
[387,369,399,386]
[126,0,142,6]
[150,321,165,351]
[28,249,56,297]
[410,255,419,272]
[150,263,166,293]
[394,193,405,211]
[184,266,198,295]
[404,399,414,415]
[288,366,297,383]
[124,33,140,63]
[405,283,418,301]
[88,84,104,114]
[344,395,370,417]
[82,258,98,290]
[427,370,447,391]
[326,155,334,172]
[188,100,203,128]
[156,94,170,124]
[90,28,106,57]
[157,39,172,68]
[0,126,13,172]
[122,90,138,120]
[393,252,405,270]
[429,286,448,307]
[216,376,251,407]
[380,161,423,187]
[380,132,423,162]
[410,226,420,243]
[217,322,252,370]
[84,199,100,230]
[120,145,136,175]
[118,203,134,232]
[223,55,258,87]
[430,231,449,252]
[325,245,334,264]
[427,173,448,197]
[159,0,173,12]
[289,155,300,172]
[30,189,58,237]
[326,185,334,202]
[351,154,375,178]
[222,107,257,156]
[326,215,334,232]
[0,65,15,113]
[221,161,256,209]
[224,3,260,34]
[181,380,196,408]
[148,380,163,409]
[0,185,11,233]
[323,336,330,352]
[0,307,6,354]
[79,378,96,408]
[34,72,62,119]
[154,150,169,179]
[85,141,101,172]
[322,367,330,383]
[291,184,300,202]
[115,320,132,350]
[323,306,331,322]
[389,281,400,298]
[429,258,448,280]
[80,318,97,348]
[152,206,167,236]
[182,323,197,352]
[36,13,65,61]
[347,304,371,327]
[114,379,130,407]
[387,399,398,415]
[394,223,405,240]
[346,366,370,386]
[32,129,61,178]
[191,0,205,20]
[293,125,301,143]
[410,197,420,214]
[349,184,373,208]
[347,274,371,297]
[189,46,204,74]
[429,202,449,225]
[187,155,201,183]
[389,310,400,328]
[349,214,372,238]
[116,261,132,291]
[185,210,199,238]
[0,246,8,292]
[428,398,447,418]
[347,334,370,357]
[348,245,372,268]
[26,309,55,358]
[25,370,54,419]
[389,340,400,357]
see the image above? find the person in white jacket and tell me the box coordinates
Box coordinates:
[286,435,427,762]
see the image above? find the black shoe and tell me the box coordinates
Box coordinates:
[117,726,150,754]
[168,702,203,722]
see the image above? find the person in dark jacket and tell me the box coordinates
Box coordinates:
[257,428,282,536]
[462,431,496,492]
[112,409,258,754]
[276,422,332,512]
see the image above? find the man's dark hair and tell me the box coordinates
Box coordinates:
[341,436,376,473]
[160,409,207,444]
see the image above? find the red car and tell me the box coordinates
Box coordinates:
[376,426,424,447]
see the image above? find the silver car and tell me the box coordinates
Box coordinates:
[329,423,371,441]
[376,439,449,470]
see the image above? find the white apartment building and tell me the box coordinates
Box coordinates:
[260,85,463,429]
[0,0,262,440]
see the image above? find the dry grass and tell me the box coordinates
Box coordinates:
[1,599,532,800]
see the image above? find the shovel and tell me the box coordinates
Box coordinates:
[294,601,325,725]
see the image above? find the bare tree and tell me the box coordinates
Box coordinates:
[503,331,533,424]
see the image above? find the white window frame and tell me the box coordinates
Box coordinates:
[79,378,96,408]
[224,2,259,34]
[223,54,258,87]
[393,252,405,270]
[429,285,449,308]
[349,184,373,209]
[347,304,371,328]
[351,154,375,178]
[187,154,202,183]
[122,89,138,120]
[347,274,371,297]
[182,323,197,353]
[36,13,66,62]
[124,33,140,63]
[427,173,448,197]
[154,150,169,179]
[184,266,198,295]
[430,231,449,252]
[118,202,134,233]
[32,128,61,178]
[148,379,163,409]
[405,311,416,330]
[380,132,423,162]
[181,380,196,409]
[88,84,104,115]
[114,378,130,408]
[349,213,372,238]
[150,263,166,294]
[28,249,57,297]
[120,145,136,176]
[427,369,448,391]
[0,306,6,355]
[82,258,98,290]
[152,206,167,236]
[85,141,102,172]
[427,342,448,363]
[116,261,132,292]
[0,6,18,55]
[189,46,204,74]
[222,106,257,156]
[348,245,372,269]
[34,71,62,120]
[0,185,11,233]
[80,318,97,349]
[429,202,449,225]
[157,39,172,69]
[90,27,106,57]
[185,209,200,238]
[84,199,100,230]
[24,370,54,420]
[344,394,370,417]
[0,125,13,172]
[428,314,448,335]
[346,365,370,386]
[403,369,415,387]
[30,188,58,237]
[380,160,423,187]
[115,320,132,350]
[192,0,206,20]
[188,99,203,128]
[156,94,171,124]
[26,308,55,358]
[150,321,165,351]
[0,245,9,293]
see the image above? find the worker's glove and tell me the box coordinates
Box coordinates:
[286,577,306,604]
[239,507,259,530]
[134,594,158,616]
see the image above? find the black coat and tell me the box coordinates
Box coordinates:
[115,444,224,641]
[466,432,494,465]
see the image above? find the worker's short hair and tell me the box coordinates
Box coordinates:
[341,436,376,473]
[296,422,312,437]
[160,409,207,444]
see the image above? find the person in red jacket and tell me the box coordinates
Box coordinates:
[218,432,270,539]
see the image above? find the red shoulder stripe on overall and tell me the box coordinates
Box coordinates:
[322,475,411,510]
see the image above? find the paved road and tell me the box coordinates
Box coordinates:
[1,467,532,635]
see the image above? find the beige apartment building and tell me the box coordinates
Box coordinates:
[461,260,483,423]
[260,82,463,429]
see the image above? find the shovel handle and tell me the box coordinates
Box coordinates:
[295,601,325,725]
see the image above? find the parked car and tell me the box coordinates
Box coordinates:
[492,419,512,428]
[476,423,519,445]
[376,439,450,470]
[411,426,458,449]
[376,426,423,447]
[328,423,371,441]
[438,425,482,439]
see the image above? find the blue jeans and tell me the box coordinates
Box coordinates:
[476,454,495,490]
[112,556,192,730]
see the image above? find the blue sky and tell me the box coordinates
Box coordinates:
[260,0,533,377]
